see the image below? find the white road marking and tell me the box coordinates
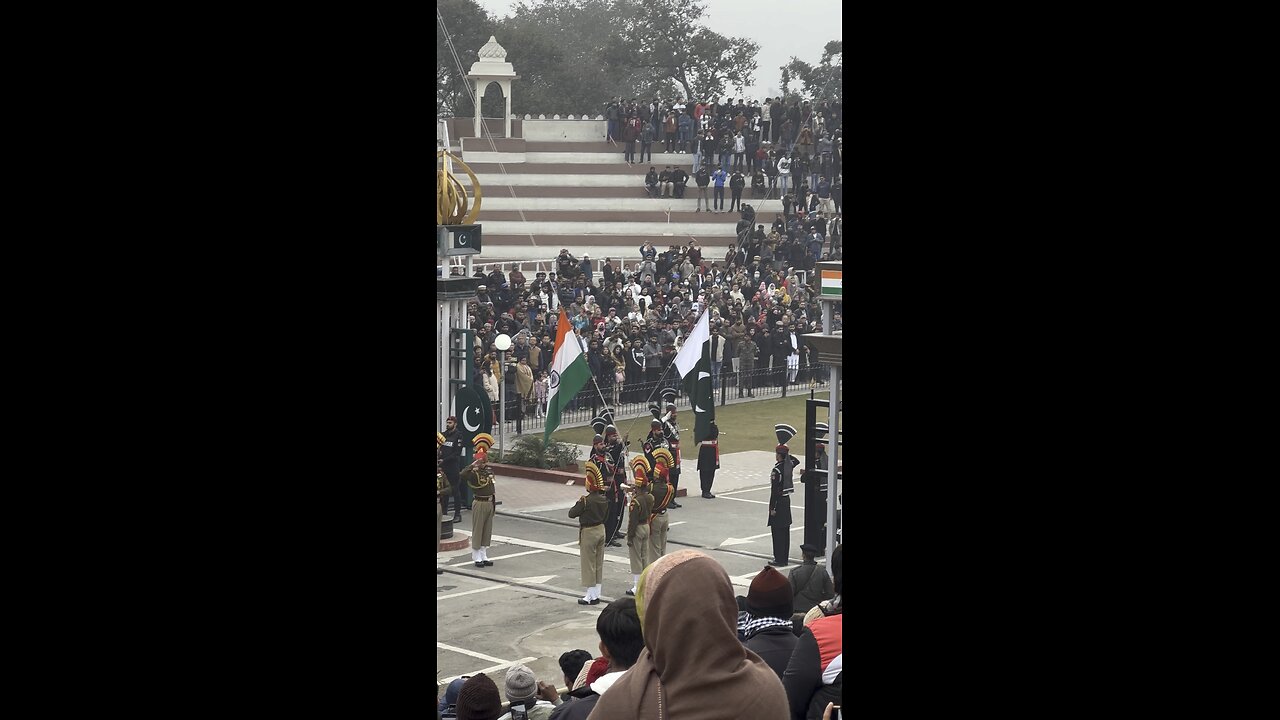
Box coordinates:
[437,642,512,665]
[714,495,805,510]
[722,527,804,546]
[668,521,687,526]
[437,585,507,600]
[437,656,539,686]
[489,534,631,564]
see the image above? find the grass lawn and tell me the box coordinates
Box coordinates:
[551,389,837,454]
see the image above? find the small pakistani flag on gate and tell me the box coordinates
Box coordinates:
[673,309,716,443]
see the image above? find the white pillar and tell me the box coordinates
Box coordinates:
[504,87,512,138]
[473,81,482,139]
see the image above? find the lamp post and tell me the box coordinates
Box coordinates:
[495,333,512,458]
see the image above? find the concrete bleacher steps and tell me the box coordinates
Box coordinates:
[441,134,781,252]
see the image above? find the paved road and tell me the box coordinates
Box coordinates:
[436,449,841,699]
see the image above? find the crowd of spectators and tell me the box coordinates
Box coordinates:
[611,96,842,215]
[456,217,843,424]
[438,546,843,720]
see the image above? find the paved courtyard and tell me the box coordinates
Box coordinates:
[436,448,841,699]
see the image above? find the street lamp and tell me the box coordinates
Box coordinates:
[495,333,512,458]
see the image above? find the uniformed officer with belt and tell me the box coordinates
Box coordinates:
[659,391,683,508]
[460,432,497,568]
[569,460,610,605]
[647,447,675,564]
[624,455,653,596]
[440,416,466,523]
[768,424,800,567]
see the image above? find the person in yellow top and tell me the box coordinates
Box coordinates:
[569,460,610,605]
[460,433,497,568]
[623,455,653,596]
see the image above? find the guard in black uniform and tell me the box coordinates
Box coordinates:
[642,415,667,469]
[768,423,800,567]
[439,416,466,522]
[697,420,720,498]
[659,390,683,508]
[603,410,630,546]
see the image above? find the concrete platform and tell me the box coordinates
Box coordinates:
[478,221,739,236]
[478,197,786,211]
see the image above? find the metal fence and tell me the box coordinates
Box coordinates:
[492,362,831,439]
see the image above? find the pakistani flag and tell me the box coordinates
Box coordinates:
[674,309,716,443]
[543,308,592,445]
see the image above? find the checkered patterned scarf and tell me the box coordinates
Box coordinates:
[738,611,794,640]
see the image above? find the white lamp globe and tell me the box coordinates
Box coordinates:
[494,333,512,351]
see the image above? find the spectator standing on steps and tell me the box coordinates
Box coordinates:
[729,169,745,213]
[694,165,711,213]
[712,164,728,214]
[777,153,792,196]
[622,117,637,165]
[732,130,746,170]
[677,110,692,153]
[639,122,654,164]
[663,110,677,153]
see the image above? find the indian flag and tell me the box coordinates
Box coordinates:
[821,269,842,297]
[543,308,592,445]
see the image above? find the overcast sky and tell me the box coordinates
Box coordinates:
[470,0,842,101]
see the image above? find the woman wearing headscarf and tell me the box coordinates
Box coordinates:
[587,549,789,720]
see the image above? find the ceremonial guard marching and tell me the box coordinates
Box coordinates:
[569,460,610,605]
[624,455,653,596]
[697,420,720,498]
[647,447,675,563]
[460,432,497,568]
[768,424,800,567]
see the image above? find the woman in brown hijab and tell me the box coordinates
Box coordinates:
[588,549,789,720]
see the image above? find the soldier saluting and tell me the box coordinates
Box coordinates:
[460,433,497,568]
[569,460,610,605]
[768,424,800,567]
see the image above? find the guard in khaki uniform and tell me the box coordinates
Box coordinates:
[461,432,497,568]
[569,461,610,605]
[647,447,675,564]
[623,455,653,596]
[436,437,452,576]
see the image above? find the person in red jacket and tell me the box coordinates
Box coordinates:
[782,543,843,720]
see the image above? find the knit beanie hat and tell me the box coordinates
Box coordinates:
[455,672,502,720]
[504,663,537,702]
[747,565,793,618]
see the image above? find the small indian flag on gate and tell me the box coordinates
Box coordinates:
[821,269,843,297]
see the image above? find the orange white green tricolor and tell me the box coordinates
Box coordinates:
[821,269,842,298]
[543,308,591,445]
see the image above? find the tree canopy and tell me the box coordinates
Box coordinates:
[435,0,761,118]
[781,40,842,103]
[436,0,494,118]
